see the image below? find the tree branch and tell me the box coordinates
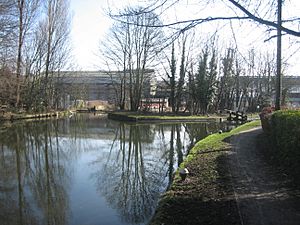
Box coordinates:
[227,0,300,37]
[112,16,250,28]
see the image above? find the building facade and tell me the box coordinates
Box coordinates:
[54,71,300,111]
[56,70,155,109]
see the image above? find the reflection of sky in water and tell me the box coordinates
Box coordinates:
[0,116,222,225]
[70,151,121,225]
[52,138,120,224]
[58,132,173,225]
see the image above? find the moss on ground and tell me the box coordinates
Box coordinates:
[149,120,261,225]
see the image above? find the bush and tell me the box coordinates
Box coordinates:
[270,110,300,180]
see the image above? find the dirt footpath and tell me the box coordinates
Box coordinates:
[228,128,300,225]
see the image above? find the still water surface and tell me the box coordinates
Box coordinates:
[0,114,227,225]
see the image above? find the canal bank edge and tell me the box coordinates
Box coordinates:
[149,120,261,225]
[108,111,226,122]
[0,111,70,122]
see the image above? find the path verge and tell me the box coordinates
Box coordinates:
[149,120,261,225]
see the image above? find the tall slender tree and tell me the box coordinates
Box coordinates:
[42,0,71,108]
[169,43,176,112]
[15,0,39,107]
[175,37,186,112]
[15,0,39,106]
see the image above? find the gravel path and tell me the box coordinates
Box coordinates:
[228,127,300,225]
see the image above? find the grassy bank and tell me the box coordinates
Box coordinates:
[149,120,261,225]
[108,111,224,122]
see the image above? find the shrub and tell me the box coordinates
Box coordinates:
[270,110,300,180]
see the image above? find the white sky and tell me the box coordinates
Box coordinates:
[70,0,300,75]
[70,0,109,70]
[70,0,138,70]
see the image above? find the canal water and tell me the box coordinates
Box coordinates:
[0,114,228,225]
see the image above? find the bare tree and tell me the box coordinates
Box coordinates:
[14,0,39,107]
[100,21,131,110]
[119,1,298,37]
[0,1,16,106]
[111,0,299,110]
[0,1,16,63]
[22,0,71,111]
[41,0,71,108]
[0,0,71,111]
[101,6,163,111]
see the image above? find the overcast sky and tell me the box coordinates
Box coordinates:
[70,0,300,75]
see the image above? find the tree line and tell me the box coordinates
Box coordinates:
[163,38,277,114]
[1,1,298,113]
[101,5,280,114]
[0,0,71,112]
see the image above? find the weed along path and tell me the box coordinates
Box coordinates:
[228,128,300,225]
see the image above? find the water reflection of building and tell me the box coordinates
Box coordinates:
[56,114,158,142]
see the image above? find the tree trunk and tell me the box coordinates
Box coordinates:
[275,0,282,110]
[16,0,24,108]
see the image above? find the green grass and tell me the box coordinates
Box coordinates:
[132,115,201,119]
[182,120,261,166]
[110,111,222,121]
[130,115,212,120]
[116,112,210,119]
[149,120,261,225]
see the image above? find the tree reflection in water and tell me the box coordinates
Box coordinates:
[0,121,71,225]
[92,122,220,224]
[0,114,224,225]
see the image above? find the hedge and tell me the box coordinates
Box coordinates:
[270,110,300,179]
